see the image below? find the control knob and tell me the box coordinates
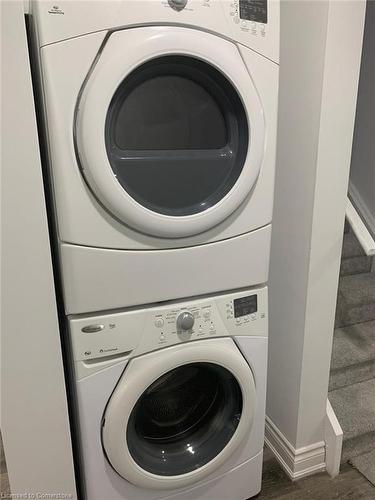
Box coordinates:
[168,0,188,12]
[176,311,194,331]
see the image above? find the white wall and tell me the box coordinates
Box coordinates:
[1,1,77,496]
[267,0,365,460]
[349,0,375,236]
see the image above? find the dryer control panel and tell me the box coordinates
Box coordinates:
[68,286,268,367]
[31,1,279,64]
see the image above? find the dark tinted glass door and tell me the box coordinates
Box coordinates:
[105,56,249,216]
[126,362,243,476]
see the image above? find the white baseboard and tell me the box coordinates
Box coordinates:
[348,182,375,255]
[265,417,326,480]
[324,399,343,477]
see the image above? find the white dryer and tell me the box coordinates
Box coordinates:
[68,287,268,499]
[31,0,279,314]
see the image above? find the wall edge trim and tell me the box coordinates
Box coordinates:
[264,416,326,480]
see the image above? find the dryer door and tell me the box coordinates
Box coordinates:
[76,27,265,238]
[101,338,256,490]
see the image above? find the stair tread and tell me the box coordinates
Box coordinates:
[338,272,375,307]
[329,361,375,391]
[340,255,373,276]
[331,321,375,371]
[350,448,375,483]
[342,230,367,258]
[329,378,375,442]
[342,431,375,462]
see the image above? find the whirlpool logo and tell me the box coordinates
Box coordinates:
[48,5,65,15]
[99,347,118,354]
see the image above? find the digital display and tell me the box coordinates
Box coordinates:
[239,0,268,24]
[234,295,258,318]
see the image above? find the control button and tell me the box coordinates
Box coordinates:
[203,309,211,319]
[251,313,257,320]
[177,311,195,331]
[236,318,241,324]
[155,318,164,328]
[168,0,188,11]
[210,325,214,331]
[159,332,167,342]
[81,324,104,333]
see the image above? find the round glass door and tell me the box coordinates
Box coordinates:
[76,27,265,237]
[101,337,256,488]
[126,362,243,476]
[105,56,249,217]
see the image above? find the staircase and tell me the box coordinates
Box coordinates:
[329,223,375,464]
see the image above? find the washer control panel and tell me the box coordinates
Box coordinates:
[69,287,268,364]
[229,0,267,37]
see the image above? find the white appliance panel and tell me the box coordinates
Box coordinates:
[69,286,268,375]
[32,0,279,63]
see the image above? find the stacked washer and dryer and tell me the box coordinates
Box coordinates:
[31,1,279,498]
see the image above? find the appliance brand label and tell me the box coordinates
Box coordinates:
[48,5,64,15]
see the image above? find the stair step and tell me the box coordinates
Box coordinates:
[340,229,373,276]
[329,378,375,460]
[342,230,367,259]
[335,272,375,327]
[340,255,373,276]
[349,448,375,484]
[330,360,375,392]
[342,431,375,462]
[330,321,375,390]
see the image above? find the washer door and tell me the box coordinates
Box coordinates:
[76,27,265,238]
[102,338,256,490]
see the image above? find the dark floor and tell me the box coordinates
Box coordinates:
[257,446,375,499]
[1,438,375,499]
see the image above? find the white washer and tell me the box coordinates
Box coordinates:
[31,0,279,314]
[69,287,268,499]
